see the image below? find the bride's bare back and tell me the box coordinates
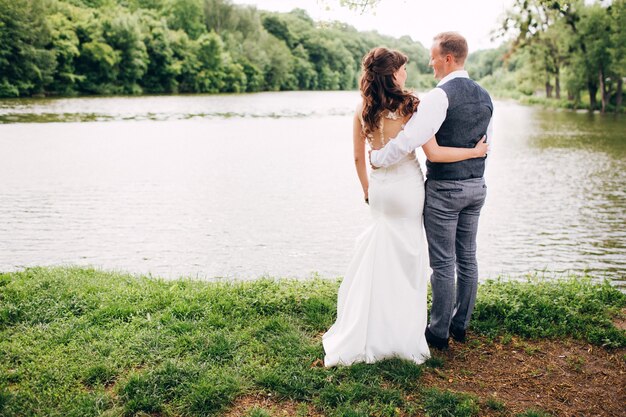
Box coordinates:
[357,103,412,151]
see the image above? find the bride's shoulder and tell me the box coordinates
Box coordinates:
[354,101,365,122]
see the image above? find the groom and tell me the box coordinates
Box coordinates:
[370,32,493,349]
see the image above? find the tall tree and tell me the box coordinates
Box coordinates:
[165,0,205,39]
[140,11,180,93]
[46,3,84,94]
[102,9,149,93]
[576,3,613,112]
[499,0,576,99]
[608,0,625,112]
[0,0,55,96]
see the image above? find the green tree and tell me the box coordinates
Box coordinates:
[0,0,445,97]
[466,45,507,80]
[609,0,625,111]
[0,0,55,96]
[169,29,199,92]
[499,0,576,98]
[258,33,297,91]
[292,44,317,89]
[262,14,296,48]
[194,31,225,92]
[495,0,623,112]
[165,0,205,39]
[193,31,245,93]
[578,4,613,111]
[140,12,180,93]
[204,0,239,34]
[102,9,149,93]
[221,56,246,93]
[77,39,120,93]
[46,8,82,94]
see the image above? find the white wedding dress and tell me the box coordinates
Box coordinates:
[323,133,431,367]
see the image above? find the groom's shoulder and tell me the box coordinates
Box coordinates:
[467,77,492,96]
[470,78,491,94]
[440,77,482,89]
[440,78,491,98]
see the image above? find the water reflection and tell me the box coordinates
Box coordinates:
[531,110,626,157]
[483,103,625,284]
[0,92,624,286]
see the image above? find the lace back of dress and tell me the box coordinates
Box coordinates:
[363,110,402,150]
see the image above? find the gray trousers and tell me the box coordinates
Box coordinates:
[424,177,487,339]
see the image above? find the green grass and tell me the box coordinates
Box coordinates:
[0,267,624,416]
[421,388,480,417]
[484,397,506,412]
[472,276,626,347]
[246,407,272,417]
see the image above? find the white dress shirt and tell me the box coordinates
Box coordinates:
[370,70,494,168]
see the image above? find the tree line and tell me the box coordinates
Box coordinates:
[468,0,624,113]
[1,0,622,113]
[0,0,433,98]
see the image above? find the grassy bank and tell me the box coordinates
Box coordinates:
[0,267,624,417]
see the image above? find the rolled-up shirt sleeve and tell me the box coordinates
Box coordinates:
[370,88,449,168]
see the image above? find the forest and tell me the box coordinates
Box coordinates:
[0,0,623,112]
[0,0,433,97]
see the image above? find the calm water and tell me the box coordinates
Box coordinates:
[0,92,624,286]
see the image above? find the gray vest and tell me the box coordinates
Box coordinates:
[426,77,493,181]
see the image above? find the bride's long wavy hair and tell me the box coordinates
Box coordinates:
[359,47,419,138]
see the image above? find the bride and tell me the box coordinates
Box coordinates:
[322,47,487,367]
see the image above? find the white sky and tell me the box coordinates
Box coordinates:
[231,0,516,52]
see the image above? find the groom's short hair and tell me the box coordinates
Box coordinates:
[433,32,468,64]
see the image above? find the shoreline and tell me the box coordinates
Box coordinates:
[2,89,624,115]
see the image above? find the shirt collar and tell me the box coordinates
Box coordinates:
[437,70,470,87]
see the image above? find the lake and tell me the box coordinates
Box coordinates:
[0,91,624,286]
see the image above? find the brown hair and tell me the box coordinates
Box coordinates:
[433,32,468,63]
[359,47,419,138]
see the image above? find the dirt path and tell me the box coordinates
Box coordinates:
[422,335,626,416]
